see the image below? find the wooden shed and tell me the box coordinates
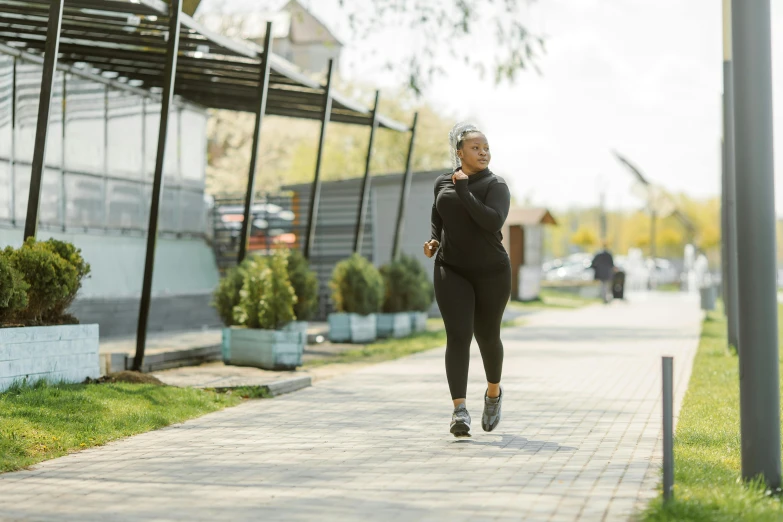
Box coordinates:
[501,208,558,301]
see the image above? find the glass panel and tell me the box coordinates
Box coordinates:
[144,102,160,179]
[107,179,146,230]
[39,168,62,226]
[164,107,179,179]
[15,62,41,164]
[65,173,104,228]
[0,160,10,220]
[159,185,180,233]
[65,77,105,173]
[0,56,12,158]
[12,64,63,167]
[46,72,64,168]
[13,161,30,223]
[107,89,144,179]
[180,108,206,182]
[180,189,206,234]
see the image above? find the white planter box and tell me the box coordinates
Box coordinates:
[0,324,100,392]
[377,313,412,339]
[409,312,428,333]
[222,326,304,371]
[328,313,377,344]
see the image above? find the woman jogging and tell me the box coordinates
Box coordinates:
[424,122,511,437]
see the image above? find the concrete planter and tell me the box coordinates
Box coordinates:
[283,321,309,343]
[377,313,412,339]
[328,313,377,344]
[409,312,428,333]
[0,324,100,392]
[222,326,304,371]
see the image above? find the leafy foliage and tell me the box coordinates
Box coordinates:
[231,252,297,330]
[193,0,542,96]
[3,239,85,326]
[286,249,319,321]
[380,254,434,313]
[39,239,91,324]
[212,262,247,327]
[330,254,384,316]
[0,253,29,325]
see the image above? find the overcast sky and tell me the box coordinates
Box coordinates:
[201,0,783,214]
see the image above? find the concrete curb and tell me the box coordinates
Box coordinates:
[211,375,312,397]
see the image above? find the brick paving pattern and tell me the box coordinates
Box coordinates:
[0,292,702,521]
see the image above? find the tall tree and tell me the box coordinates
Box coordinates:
[176,0,543,95]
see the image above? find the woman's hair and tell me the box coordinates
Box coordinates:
[448,122,482,169]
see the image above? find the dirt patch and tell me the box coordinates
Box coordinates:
[91,371,167,386]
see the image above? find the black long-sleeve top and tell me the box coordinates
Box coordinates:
[430,168,511,271]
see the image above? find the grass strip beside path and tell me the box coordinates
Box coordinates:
[508,289,602,311]
[643,307,783,521]
[0,381,241,473]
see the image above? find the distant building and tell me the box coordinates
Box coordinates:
[201,0,343,76]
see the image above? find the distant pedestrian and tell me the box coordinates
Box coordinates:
[591,243,615,304]
[423,122,511,437]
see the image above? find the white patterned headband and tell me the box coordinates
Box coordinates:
[448,122,482,170]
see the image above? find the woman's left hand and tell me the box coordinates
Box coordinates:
[452,169,468,184]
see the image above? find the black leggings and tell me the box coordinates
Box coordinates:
[434,261,511,400]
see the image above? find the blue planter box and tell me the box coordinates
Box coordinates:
[377,313,412,339]
[409,311,428,333]
[222,326,305,371]
[328,313,377,343]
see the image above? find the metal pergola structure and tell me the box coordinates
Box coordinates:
[0,0,418,371]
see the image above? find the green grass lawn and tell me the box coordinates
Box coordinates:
[642,306,783,521]
[0,380,241,473]
[304,328,449,367]
[508,289,602,311]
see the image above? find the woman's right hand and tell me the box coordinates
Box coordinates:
[423,240,439,258]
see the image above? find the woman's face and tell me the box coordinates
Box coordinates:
[458,133,491,173]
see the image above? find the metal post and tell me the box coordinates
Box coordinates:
[237,21,273,265]
[392,112,419,260]
[721,136,729,309]
[354,90,380,254]
[732,0,782,488]
[10,57,16,223]
[60,73,66,230]
[723,0,740,352]
[133,0,183,372]
[23,0,64,240]
[103,85,110,229]
[662,356,674,503]
[303,59,334,260]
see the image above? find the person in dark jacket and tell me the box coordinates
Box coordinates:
[423,122,511,437]
[591,243,615,303]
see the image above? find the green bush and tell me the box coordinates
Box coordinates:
[6,238,79,325]
[212,263,247,327]
[40,238,91,324]
[232,251,297,330]
[286,249,319,321]
[330,254,384,316]
[380,254,434,313]
[0,254,29,326]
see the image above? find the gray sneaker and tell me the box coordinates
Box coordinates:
[482,386,503,432]
[450,403,471,437]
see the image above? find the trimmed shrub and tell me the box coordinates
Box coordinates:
[40,238,91,324]
[0,253,29,326]
[212,263,247,327]
[286,249,318,321]
[380,254,435,313]
[6,238,78,325]
[330,254,384,316]
[232,251,297,330]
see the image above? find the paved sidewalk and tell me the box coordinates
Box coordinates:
[0,292,702,522]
